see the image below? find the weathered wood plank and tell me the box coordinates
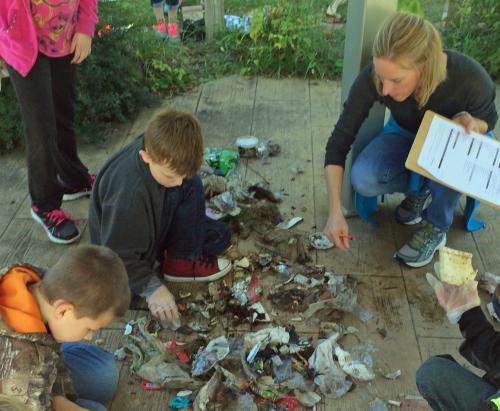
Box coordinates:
[0,151,28,237]
[323,276,423,410]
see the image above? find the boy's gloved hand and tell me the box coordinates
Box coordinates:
[426,273,480,323]
[146,285,180,323]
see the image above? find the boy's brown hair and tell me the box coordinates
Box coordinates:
[144,108,204,177]
[38,245,131,319]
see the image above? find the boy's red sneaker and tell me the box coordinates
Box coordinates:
[31,206,80,244]
[153,21,168,37]
[163,254,231,282]
[62,174,96,201]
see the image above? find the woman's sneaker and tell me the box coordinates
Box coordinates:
[61,174,96,201]
[394,221,446,268]
[395,189,432,225]
[163,254,231,282]
[31,206,80,244]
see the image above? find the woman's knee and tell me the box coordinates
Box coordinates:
[351,159,380,197]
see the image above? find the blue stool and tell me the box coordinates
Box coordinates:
[354,172,485,231]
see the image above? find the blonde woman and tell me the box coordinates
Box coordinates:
[324,12,497,267]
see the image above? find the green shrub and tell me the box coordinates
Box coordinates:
[75,26,153,139]
[0,80,23,151]
[441,0,499,80]
[218,0,344,78]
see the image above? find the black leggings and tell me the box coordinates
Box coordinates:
[8,53,90,211]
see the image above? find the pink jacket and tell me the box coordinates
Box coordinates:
[0,0,98,77]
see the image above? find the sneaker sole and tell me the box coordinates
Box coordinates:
[163,261,232,283]
[395,195,432,226]
[397,215,423,225]
[401,234,447,268]
[62,191,91,201]
[30,208,80,245]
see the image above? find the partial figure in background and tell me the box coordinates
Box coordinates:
[417,273,500,411]
[152,0,183,43]
[0,0,97,244]
[323,12,497,268]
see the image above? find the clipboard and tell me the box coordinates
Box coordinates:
[405,110,500,209]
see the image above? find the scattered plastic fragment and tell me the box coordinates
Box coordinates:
[124,322,133,335]
[382,369,401,380]
[193,368,222,411]
[247,274,262,302]
[335,345,375,381]
[388,399,401,406]
[138,358,201,389]
[224,15,251,32]
[272,355,292,383]
[140,378,162,391]
[277,216,303,230]
[309,232,334,250]
[191,336,230,376]
[235,257,250,268]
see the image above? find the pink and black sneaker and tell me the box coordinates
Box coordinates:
[162,254,231,282]
[31,206,80,244]
[167,22,181,44]
[153,21,168,37]
[61,174,96,201]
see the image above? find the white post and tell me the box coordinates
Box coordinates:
[205,0,224,41]
[340,0,398,216]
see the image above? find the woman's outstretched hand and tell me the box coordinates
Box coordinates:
[324,211,351,251]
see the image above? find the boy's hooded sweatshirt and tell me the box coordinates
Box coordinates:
[0,264,75,410]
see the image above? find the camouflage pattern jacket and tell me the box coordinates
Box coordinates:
[0,264,75,410]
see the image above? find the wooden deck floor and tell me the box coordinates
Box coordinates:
[1,76,498,410]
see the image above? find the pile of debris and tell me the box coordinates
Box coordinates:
[114,251,396,410]
[111,143,411,409]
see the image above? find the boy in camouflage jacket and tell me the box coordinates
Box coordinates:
[0,245,131,411]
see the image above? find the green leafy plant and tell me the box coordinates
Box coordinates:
[441,0,499,80]
[218,0,343,78]
[75,26,152,139]
[0,80,23,151]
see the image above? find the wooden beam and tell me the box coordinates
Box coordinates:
[204,0,224,41]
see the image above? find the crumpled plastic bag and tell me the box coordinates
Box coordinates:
[138,356,202,389]
[191,336,230,376]
[426,273,480,323]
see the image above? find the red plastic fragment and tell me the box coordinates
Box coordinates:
[275,395,301,410]
[140,379,162,391]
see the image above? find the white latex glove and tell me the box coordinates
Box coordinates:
[146,285,179,323]
[426,273,480,323]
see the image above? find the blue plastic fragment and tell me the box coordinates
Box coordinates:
[169,395,192,409]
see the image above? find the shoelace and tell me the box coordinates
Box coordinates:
[402,191,430,211]
[44,209,72,226]
[88,173,96,189]
[409,223,439,249]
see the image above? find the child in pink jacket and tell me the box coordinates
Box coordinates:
[0,0,98,244]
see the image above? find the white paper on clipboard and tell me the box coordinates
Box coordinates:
[417,115,500,206]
